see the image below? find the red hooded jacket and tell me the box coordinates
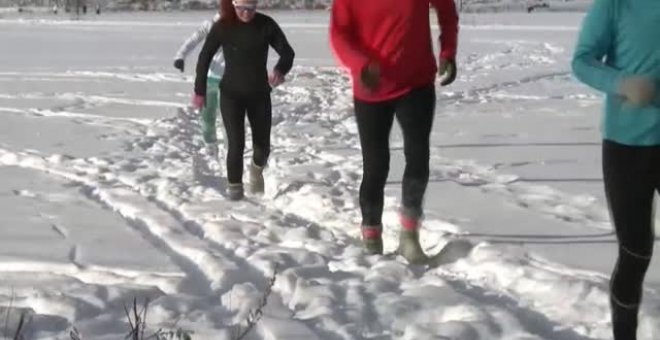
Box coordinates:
[330,0,459,102]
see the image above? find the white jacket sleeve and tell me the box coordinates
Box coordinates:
[174,14,219,60]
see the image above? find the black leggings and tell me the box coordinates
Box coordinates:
[603,140,660,340]
[354,85,436,226]
[220,90,272,184]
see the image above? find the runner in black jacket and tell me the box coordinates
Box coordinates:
[193,0,295,201]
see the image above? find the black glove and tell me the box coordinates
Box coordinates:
[438,58,457,86]
[173,59,184,72]
[360,62,380,91]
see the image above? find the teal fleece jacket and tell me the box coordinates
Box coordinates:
[572,0,660,146]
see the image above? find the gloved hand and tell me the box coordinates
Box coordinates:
[360,62,380,91]
[191,94,205,109]
[438,58,457,86]
[174,59,185,72]
[619,76,656,107]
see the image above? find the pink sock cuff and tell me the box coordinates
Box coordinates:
[400,215,419,231]
[361,226,382,239]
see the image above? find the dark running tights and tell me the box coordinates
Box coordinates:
[603,140,660,340]
[220,90,272,184]
[353,85,436,226]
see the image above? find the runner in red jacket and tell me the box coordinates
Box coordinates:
[330,0,459,263]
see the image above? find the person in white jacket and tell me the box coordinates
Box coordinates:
[174,13,225,145]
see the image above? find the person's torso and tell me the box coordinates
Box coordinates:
[609,0,660,77]
[603,0,660,145]
[221,13,272,94]
[347,0,438,101]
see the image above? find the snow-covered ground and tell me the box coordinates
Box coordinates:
[1,10,660,340]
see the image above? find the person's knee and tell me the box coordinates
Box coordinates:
[254,143,270,154]
[611,249,652,304]
[201,110,216,123]
[619,238,654,260]
[404,144,430,161]
[252,133,270,150]
[253,134,270,148]
[253,147,270,165]
[403,160,430,181]
[226,136,245,152]
[403,142,429,166]
[363,158,389,181]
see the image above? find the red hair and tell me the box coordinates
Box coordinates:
[220,0,238,25]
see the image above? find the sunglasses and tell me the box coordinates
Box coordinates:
[232,1,256,12]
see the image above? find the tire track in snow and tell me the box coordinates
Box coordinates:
[0,148,252,299]
[0,92,182,109]
[0,153,303,335]
[0,106,153,126]
[0,70,189,84]
[439,273,597,340]
[6,188,183,292]
[0,258,182,295]
[440,71,572,103]
[427,155,611,230]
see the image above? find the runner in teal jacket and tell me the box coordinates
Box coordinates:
[572,1,660,339]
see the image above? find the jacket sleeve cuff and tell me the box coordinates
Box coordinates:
[440,50,456,61]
